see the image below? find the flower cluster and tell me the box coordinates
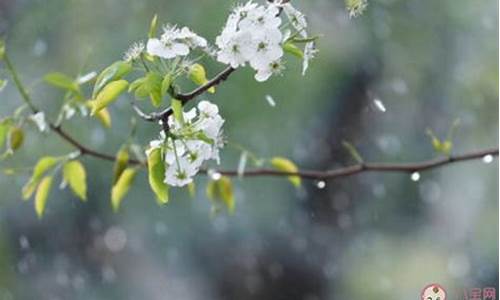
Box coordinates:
[147,25,207,59]
[215,1,316,81]
[146,101,224,187]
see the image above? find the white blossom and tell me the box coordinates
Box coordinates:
[248,29,283,70]
[215,0,315,81]
[146,101,225,187]
[239,4,281,31]
[216,31,255,68]
[146,25,206,59]
[164,156,197,187]
[254,59,284,82]
[29,112,48,132]
[147,37,189,59]
[282,3,308,37]
[123,42,145,62]
[302,42,317,75]
[176,27,208,48]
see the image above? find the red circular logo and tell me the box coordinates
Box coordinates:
[421,284,447,300]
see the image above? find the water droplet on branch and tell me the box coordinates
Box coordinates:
[411,172,420,182]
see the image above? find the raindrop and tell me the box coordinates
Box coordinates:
[373,98,386,112]
[316,180,326,189]
[237,151,248,177]
[104,226,127,253]
[208,169,222,181]
[411,172,420,182]
[19,236,30,250]
[482,154,494,164]
[265,95,276,107]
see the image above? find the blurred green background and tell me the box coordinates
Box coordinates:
[0,0,498,299]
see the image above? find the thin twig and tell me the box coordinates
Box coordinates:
[209,147,498,180]
[133,66,236,122]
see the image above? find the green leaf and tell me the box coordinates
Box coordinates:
[0,39,5,60]
[270,156,301,187]
[22,156,60,200]
[171,99,184,124]
[111,168,137,212]
[148,14,159,38]
[94,107,112,128]
[35,176,53,218]
[129,73,163,106]
[8,126,24,152]
[206,176,235,214]
[147,147,169,204]
[43,72,78,92]
[0,119,12,150]
[113,147,129,184]
[161,74,173,96]
[283,42,304,59]
[92,61,132,98]
[187,182,196,198]
[341,141,364,163]
[145,72,163,107]
[63,160,87,201]
[89,79,128,115]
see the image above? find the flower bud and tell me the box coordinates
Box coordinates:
[188,63,215,93]
[8,126,24,152]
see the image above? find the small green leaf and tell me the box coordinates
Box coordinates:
[171,99,184,124]
[0,39,5,60]
[113,147,129,184]
[206,176,235,214]
[0,119,12,150]
[0,79,7,92]
[161,74,173,96]
[43,72,78,91]
[35,176,53,218]
[270,156,301,187]
[94,107,112,128]
[63,160,87,201]
[89,80,128,115]
[147,147,169,204]
[111,167,137,212]
[148,14,159,38]
[283,42,304,59]
[8,126,24,152]
[92,61,132,98]
[129,73,163,106]
[441,141,452,155]
[22,156,60,200]
[146,72,163,107]
[187,182,196,198]
[341,141,364,163]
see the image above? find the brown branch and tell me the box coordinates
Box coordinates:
[5,54,498,182]
[211,147,498,180]
[133,66,236,122]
